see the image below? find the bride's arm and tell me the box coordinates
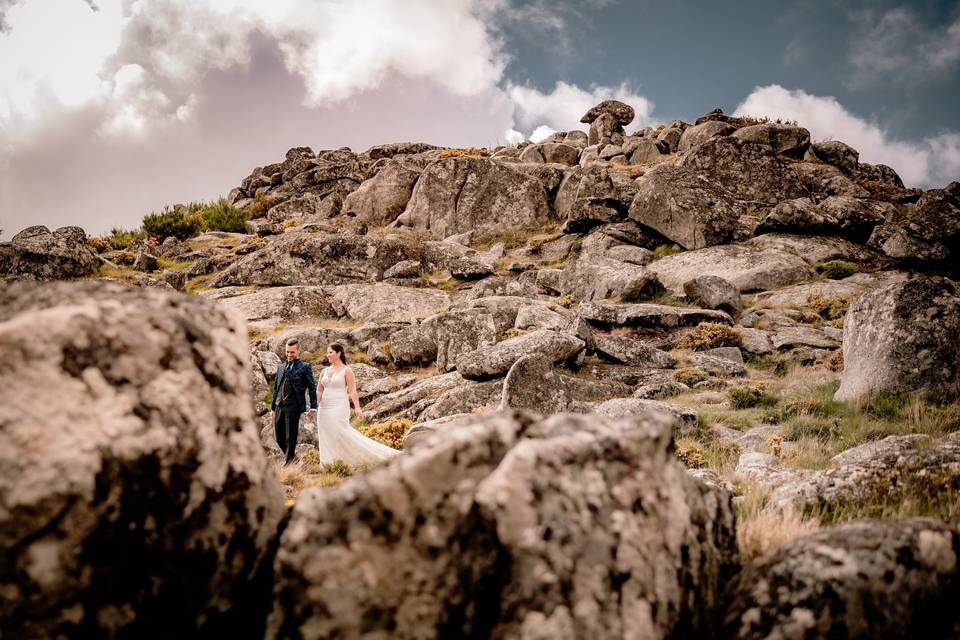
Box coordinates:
[345,367,363,420]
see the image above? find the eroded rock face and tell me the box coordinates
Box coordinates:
[340,159,422,225]
[3,226,100,280]
[730,123,810,156]
[210,232,426,287]
[398,157,552,237]
[678,136,806,205]
[758,196,888,242]
[835,276,960,402]
[678,120,735,153]
[455,329,584,380]
[683,275,742,315]
[580,99,635,126]
[629,163,743,249]
[0,281,284,638]
[721,519,960,640]
[269,410,738,639]
[868,181,960,265]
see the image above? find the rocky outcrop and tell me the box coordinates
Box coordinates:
[678,120,735,153]
[835,276,960,401]
[868,181,960,265]
[268,410,738,638]
[578,300,732,328]
[499,354,575,413]
[455,329,584,380]
[0,281,283,638]
[398,157,552,237]
[730,122,810,156]
[722,519,960,639]
[678,136,806,206]
[340,159,422,225]
[768,431,960,512]
[758,196,889,242]
[683,275,742,315]
[2,225,100,280]
[629,163,743,249]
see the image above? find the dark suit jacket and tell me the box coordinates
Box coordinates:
[271,359,318,414]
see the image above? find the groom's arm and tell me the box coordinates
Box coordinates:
[303,364,318,410]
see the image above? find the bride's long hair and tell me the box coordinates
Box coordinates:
[329,342,348,365]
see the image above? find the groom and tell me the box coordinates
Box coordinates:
[272,338,318,464]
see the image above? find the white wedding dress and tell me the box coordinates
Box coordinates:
[315,366,400,465]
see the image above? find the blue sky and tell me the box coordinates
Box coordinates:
[1,0,958,238]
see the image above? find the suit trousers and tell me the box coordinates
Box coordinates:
[274,404,301,462]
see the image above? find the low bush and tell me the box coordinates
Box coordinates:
[673,368,708,386]
[676,322,742,351]
[141,198,250,241]
[727,384,778,409]
[815,260,860,279]
[358,418,412,450]
[101,226,147,250]
[675,437,706,468]
[806,294,850,322]
[321,459,354,478]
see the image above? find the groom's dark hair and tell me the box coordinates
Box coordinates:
[286,338,300,347]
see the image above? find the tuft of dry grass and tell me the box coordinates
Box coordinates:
[357,418,411,449]
[676,322,742,351]
[608,164,646,178]
[438,147,491,159]
[737,504,820,562]
[675,436,706,468]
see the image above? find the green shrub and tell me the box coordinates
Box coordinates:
[142,207,198,241]
[806,294,850,321]
[102,226,147,250]
[727,384,778,409]
[187,198,250,233]
[674,368,708,386]
[815,261,860,280]
[676,322,742,351]
[321,459,353,477]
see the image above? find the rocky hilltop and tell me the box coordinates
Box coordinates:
[2,102,959,638]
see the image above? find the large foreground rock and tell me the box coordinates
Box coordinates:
[269,410,738,638]
[0,281,284,637]
[398,156,552,237]
[2,225,100,280]
[835,276,960,401]
[722,519,960,639]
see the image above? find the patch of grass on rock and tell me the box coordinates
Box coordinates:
[815,260,861,279]
[676,322,742,351]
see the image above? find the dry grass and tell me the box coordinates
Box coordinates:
[675,436,706,468]
[737,492,820,562]
[357,418,412,449]
[438,147,490,159]
[676,322,742,351]
[608,164,646,178]
[650,244,684,261]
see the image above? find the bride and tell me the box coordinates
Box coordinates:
[315,343,400,465]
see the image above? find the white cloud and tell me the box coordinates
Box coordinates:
[529,125,557,143]
[734,84,958,187]
[0,0,509,147]
[847,7,960,85]
[506,80,656,141]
